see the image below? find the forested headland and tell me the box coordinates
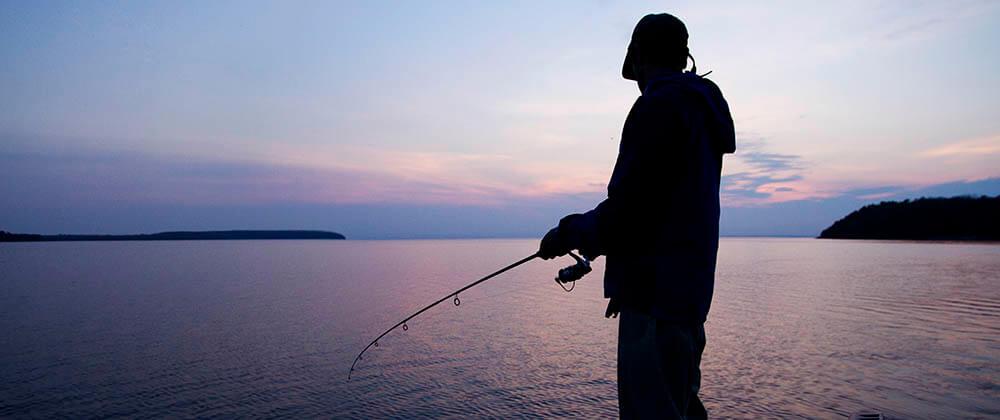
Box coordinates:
[0,230,346,242]
[819,196,999,240]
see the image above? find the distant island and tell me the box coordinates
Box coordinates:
[819,195,999,240]
[0,230,346,242]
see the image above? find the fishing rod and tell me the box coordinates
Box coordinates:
[347,251,591,380]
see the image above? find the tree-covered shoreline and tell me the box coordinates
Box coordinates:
[0,230,346,242]
[819,196,999,240]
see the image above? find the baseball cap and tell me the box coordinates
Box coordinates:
[622,13,689,80]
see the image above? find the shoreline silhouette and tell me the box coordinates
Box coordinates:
[819,195,999,241]
[0,230,346,242]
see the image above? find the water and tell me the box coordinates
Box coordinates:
[1,238,997,418]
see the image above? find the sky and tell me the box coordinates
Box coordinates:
[2,1,999,238]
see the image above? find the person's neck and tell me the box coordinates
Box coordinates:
[637,66,683,93]
[646,66,682,79]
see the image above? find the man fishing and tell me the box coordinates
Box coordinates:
[538,13,736,419]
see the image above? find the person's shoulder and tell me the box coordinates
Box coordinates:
[631,93,667,116]
[643,73,702,99]
[697,76,726,97]
[697,74,721,87]
[660,74,730,108]
[637,82,685,110]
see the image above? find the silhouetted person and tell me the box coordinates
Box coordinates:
[539,13,735,419]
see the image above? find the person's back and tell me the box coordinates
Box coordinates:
[538,13,735,419]
[603,70,734,322]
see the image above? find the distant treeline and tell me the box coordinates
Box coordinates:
[819,195,1000,240]
[0,230,346,242]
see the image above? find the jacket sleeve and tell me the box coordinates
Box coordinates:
[558,96,672,259]
[557,199,611,260]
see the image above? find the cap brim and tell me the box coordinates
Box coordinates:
[622,42,637,80]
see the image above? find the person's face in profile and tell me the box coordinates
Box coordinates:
[624,44,646,92]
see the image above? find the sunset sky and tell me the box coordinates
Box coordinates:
[2,1,999,238]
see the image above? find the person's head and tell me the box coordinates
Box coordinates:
[622,13,689,85]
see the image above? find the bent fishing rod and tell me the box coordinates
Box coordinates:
[348,251,591,380]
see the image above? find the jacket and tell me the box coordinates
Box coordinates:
[561,71,736,323]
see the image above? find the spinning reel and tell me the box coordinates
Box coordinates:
[554,251,591,291]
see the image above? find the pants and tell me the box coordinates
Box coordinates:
[617,308,707,420]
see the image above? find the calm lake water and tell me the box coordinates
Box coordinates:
[1,238,997,418]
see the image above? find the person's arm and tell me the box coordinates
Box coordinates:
[540,96,671,260]
[550,199,611,260]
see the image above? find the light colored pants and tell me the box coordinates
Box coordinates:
[618,309,707,420]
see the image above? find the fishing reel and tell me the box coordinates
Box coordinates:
[554,251,591,291]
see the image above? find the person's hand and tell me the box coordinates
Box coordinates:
[605,298,621,318]
[538,226,570,260]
